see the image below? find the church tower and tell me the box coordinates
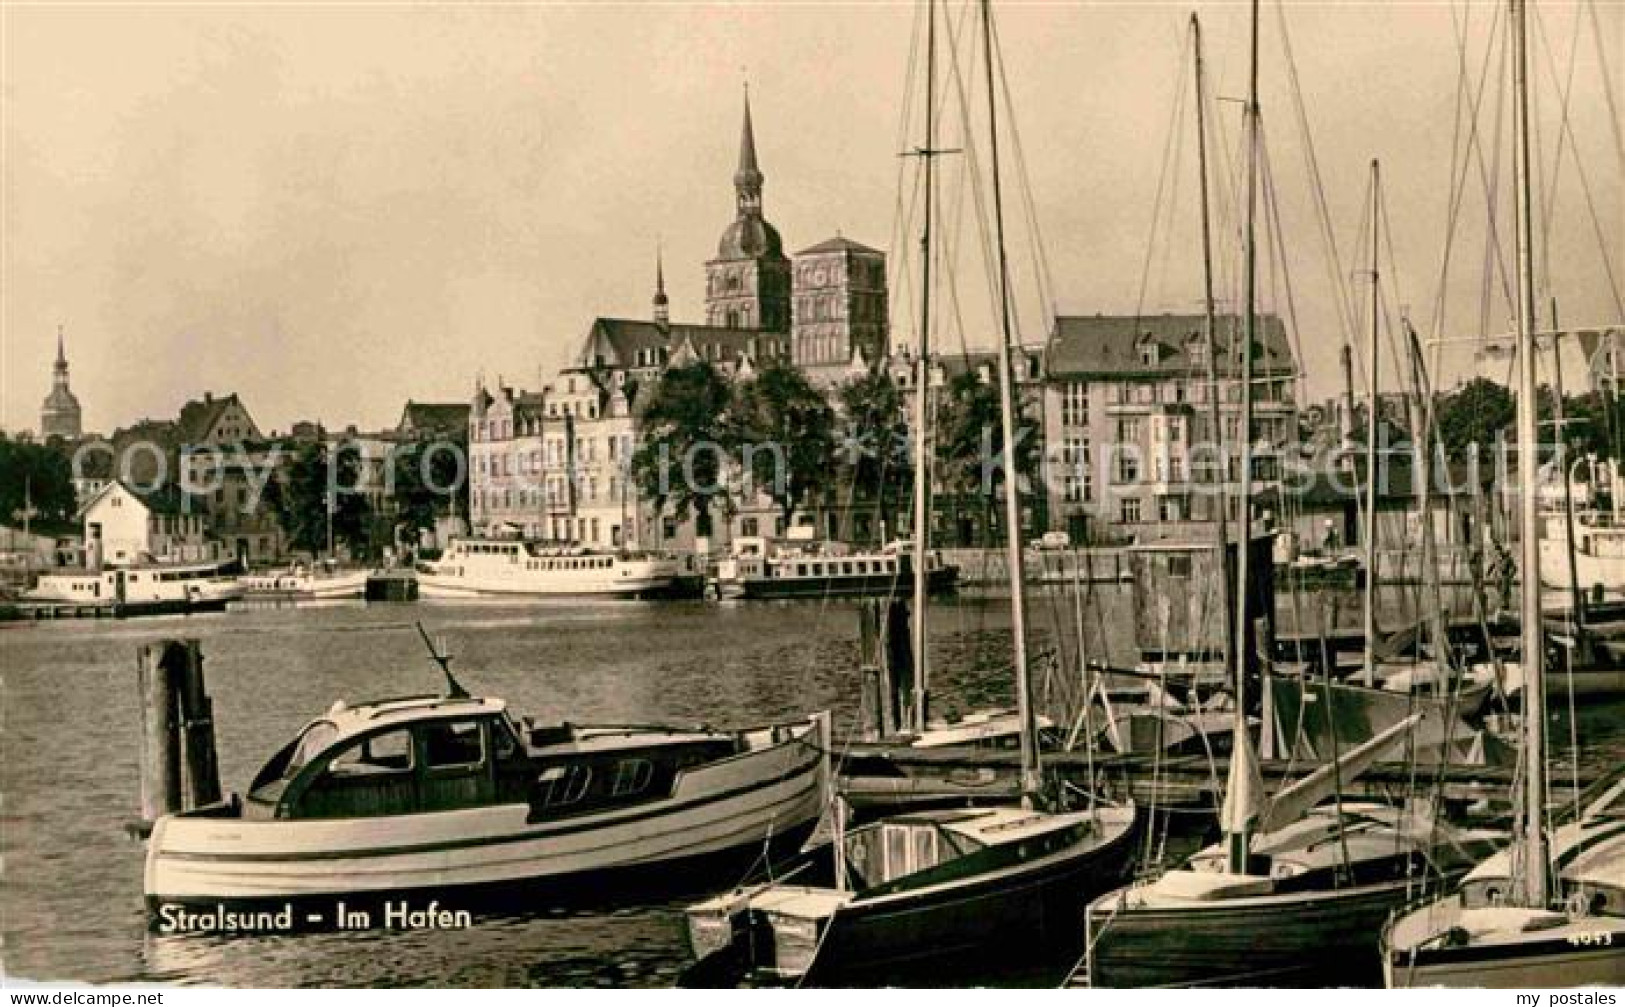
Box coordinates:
[652,248,670,328]
[705,88,791,333]
[40,325,83,440]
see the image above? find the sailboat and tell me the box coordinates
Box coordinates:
[1081,11,1505,988]
[682,0,1138,984]
[1380,0,1625,985]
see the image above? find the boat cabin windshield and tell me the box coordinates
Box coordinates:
[282,720,340,780]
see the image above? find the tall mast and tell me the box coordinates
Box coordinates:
[909,0,939,734]
[1510,0,1549,909]
[980,0,1041,803]
[1192,12,1235,701]
[1224,0,1262,874]
[1362,159,1381,687]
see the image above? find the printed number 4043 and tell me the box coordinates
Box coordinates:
[1566,931,1615,947]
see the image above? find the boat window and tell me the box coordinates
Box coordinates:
[610,758,655,797]
[281,720,340,779]
[420,719,485,769]
[491,717,521,761]
[328,728,413,776]
[537,764,593,807]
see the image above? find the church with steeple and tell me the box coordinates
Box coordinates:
[468,88,891,546]
[40,325,83,440]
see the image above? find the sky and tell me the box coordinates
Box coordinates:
[3,1,1621,436]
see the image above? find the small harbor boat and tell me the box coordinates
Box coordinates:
[1382,769,1625,988]
[27,559,243,616]
[144,637,830,922]
[415,537,678,598]
[1084,798,1504,987]
[707,536,957,601]
[241,563,369,600]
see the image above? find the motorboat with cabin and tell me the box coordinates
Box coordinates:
[144,649,830,921]
[415,537,679,598]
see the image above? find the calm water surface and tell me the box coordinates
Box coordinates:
[2,589,1618,987]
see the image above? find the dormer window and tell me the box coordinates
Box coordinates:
[1140,341,1160,366]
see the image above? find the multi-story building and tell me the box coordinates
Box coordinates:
[1042,313,1299,544]
[39,326,83,441]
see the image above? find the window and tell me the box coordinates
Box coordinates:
[328,729,413,776]
[1140,342,1159,366]
[1120,498,1142,524]
[1116,453,1140,483]
[1061,382,1089,427]
[610,758,654,797]
[421,720,484,769]
[1117,418,1141,442]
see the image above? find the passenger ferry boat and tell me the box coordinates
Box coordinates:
[145,686,831,919]
[708,537,958,601]
[242,563,369,600]
[415,538,679,599]
[26,559,243,615]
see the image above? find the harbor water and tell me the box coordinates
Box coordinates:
[3,590,1621,987]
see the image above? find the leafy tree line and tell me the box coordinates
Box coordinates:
[630,360,1042,545]
[0,434,77,528]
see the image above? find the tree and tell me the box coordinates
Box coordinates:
[392,434,469,549]
[1436,377,1515,460]
[730,362,837,526]
[265,440,372,558]
[934,369,1043,545]
[630,361,735,538]
[836,370,912,543]
[0,434,77,528]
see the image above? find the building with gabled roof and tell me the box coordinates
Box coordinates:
[78,479,212,568]
[1042,312,1301,545]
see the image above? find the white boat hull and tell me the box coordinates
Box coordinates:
[144,720,826,908]
[1384,894,1625,988]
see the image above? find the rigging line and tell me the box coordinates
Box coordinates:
[887,0,929,351]
[988,7,1058,328]
[1428,0,1503,379]
[940,1,1004,357]
[1256,120,1309,385]
[1133,23,1195,321]
[1586,0,1625,175]
[1272,0,1358,349]
[1534,8,1625,318]
[1533,1,1583,290]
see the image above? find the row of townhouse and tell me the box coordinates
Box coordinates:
[467,310,1300,553]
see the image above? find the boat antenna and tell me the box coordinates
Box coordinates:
[416,621,470,699]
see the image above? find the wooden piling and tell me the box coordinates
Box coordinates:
[137,639,222,830]
[137,643,182,823]
[168,640,222,809]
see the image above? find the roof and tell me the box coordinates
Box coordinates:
[575,317,788,371]
[175,392,255,444]
[715,214,785,261]
[1046,313,1296,378]
[398,401,471,435]
[797,236,883,257]
[308,695,509,749]
[78,478,191,518]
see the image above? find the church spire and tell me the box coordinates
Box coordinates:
[652,243,670,326]
[734,84,763,218]
[55,324,67,372]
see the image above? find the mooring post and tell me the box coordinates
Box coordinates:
[137,643,182,823]
[170,639,222,809]
[885,599,914,733]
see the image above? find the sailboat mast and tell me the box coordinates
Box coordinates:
[1362,159,1381,688]
[1225,0,1262,874]
[1510,0,1549,909]
[910,0,938,734]
[979,0,1041,803]
[1192,12,1235,696]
